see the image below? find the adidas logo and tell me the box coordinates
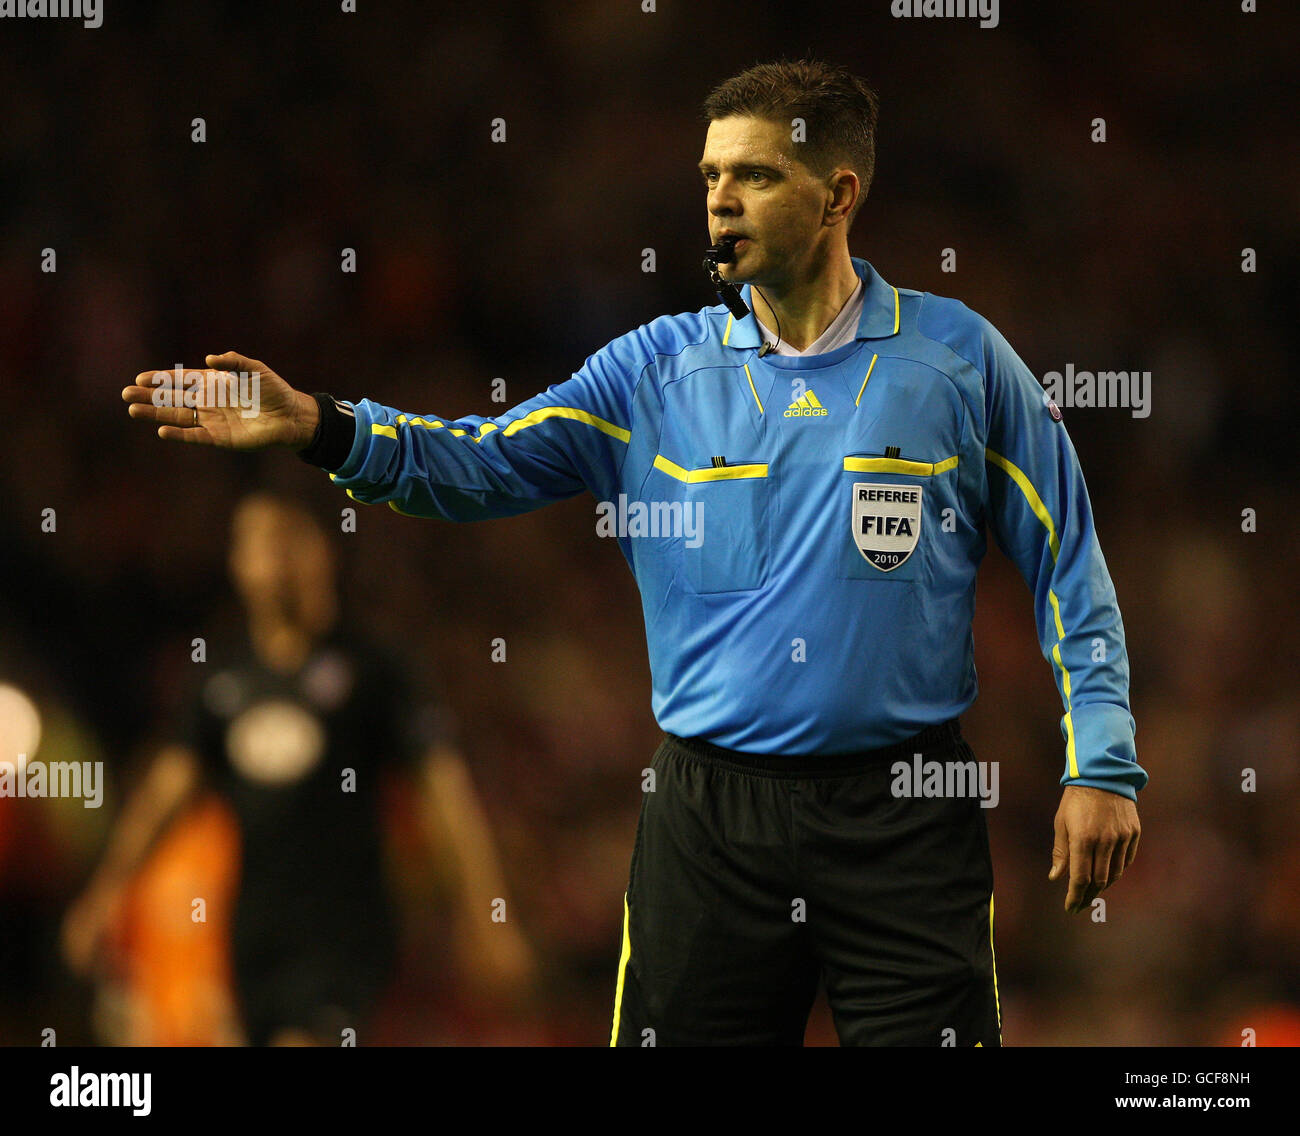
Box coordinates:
[783,390,828,418]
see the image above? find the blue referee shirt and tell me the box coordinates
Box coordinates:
[323,257,1147,799]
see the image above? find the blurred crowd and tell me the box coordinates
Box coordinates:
[0,1,1296,1045]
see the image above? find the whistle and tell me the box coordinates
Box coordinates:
[703,235,750,319]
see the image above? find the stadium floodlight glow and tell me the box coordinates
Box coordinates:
[0,682,42,767]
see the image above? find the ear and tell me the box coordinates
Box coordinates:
[824,169,859,227]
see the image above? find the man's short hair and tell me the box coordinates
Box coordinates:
[701,58,880,229]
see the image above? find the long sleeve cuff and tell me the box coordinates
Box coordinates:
[1062,701,1147,800]
[296,393,357,471]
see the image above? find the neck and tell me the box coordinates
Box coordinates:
[751,249,860,352]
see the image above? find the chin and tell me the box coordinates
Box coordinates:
[722,263,759,286]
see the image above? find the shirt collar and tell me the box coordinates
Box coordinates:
[718,257,901,352]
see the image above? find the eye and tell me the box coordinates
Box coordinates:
[748,171,766,182]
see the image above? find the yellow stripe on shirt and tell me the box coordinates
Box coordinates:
[986,447,1077,779]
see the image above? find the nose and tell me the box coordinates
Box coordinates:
[707,173,741,218]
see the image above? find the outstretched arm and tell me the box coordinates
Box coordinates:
[124,343,642,521]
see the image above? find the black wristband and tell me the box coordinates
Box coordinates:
[297,392,357,471]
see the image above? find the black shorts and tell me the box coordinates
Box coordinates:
[610,722,1002,1047]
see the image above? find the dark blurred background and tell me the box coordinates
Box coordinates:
[0,0,1296,1045]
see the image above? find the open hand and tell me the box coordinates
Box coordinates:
[122,351,318,450]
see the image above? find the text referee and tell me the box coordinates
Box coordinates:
[124,59,1146,1047]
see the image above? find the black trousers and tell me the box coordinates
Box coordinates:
[610,722,1002,1046]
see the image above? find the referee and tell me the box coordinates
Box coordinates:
[124,58,1145,1047]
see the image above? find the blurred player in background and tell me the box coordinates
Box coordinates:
[62,493,533,1045]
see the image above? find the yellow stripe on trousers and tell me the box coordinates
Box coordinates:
[990,894,1002,1040]
[609,892,632,1046]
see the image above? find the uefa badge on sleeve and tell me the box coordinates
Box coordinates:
[1041,387,1063,421]
[852,483,922,571]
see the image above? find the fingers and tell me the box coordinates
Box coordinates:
[1098,839,1123,893]
[1048,816,1069,882]
[1124,825,1140,870]
[122,371,168,405]
[125,399,199,428]
[1065,831,1129,913]
[1094,813,1142,896]
[1093,837,1118,892]
[123,367,220,405]
[127,401,213,445]
[1067,834,1138,913]
[123,365,235,446]
[1100,825,1141,892]
[1051,812,1097,914]
[123,377,214,444]
[1093,826,1139,899]
[1062,829,1142,914]
[1052,790,1143,915]
[124,356,259,406]
[1065,835,1095,913]
[206,350,264,374]
[156,423,214,445]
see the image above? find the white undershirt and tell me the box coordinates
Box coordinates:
[758,277,865,357]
